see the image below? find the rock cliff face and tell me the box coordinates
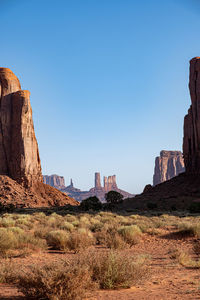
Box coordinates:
[153,150,185,186]
[0,68,42,187]
[124,57,200,210]
[0,68,78,207]
[183,57,200,174]
[44,173,134,202]
[43,175,65,189]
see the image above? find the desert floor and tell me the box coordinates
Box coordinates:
[0,222,200,300]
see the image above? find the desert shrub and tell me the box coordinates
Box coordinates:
[80,196,102,211]
[89,219,104,232]
[0,217,15,228]
[95,227,127,249]
[0,261,14,283]
[65,214,77,223]
[0,227,47,257]
[178,222,200,238]
[67,229,94,253]
[87,250,148,289]
[72,220,80,227]
[79,216,91,228]
[17,233,47,252]
[118,225,142,245]
[60,221,74,232]
[9,226,24,234]
[34,226,51,239]
[10,260,95,300]
[46,230,69,251]
[32,212,47,223]
[15,218,33,230]
[176,251,200,268]
[0,228,18,256]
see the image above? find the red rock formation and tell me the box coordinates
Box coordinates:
[0,68,78,207]
[95,172,101,189]
[183,57,200,174]
[153,150,185,186]
[43,174,65,189]
[104,176,108,191]
[45,173,134,202]
[0,68,42,187]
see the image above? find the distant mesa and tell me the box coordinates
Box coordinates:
[0,68,78,207]
[43,174,66,190]
[43,173,135,202]
[153,150,185,186]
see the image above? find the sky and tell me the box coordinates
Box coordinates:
[0,0,200,194]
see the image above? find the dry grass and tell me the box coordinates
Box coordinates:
[118,225,142,245]
[0,227,46,257]
[3,250,148,299]
[9,260,95,300]
[85,250,149,289]
[46,230,69,251]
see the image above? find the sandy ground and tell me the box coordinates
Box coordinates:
[0,228,200,300]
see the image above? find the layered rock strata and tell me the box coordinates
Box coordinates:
[0,68,78,207]
[153,150,185,186]
[0,68,42,187]
[43,174,65,189]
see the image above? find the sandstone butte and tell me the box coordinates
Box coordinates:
[153,150,185,186]
[123,57,200,210]
[0,68,78,208]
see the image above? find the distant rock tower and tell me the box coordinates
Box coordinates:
[104,176,108,191]
[95,172,101,189]
[70,178,73,187]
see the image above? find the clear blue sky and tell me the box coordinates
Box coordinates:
[1,0,200,193]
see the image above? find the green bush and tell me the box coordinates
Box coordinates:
[105,191,123,205]
[80,196,102,211]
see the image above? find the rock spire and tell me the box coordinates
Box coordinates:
[0,68,42,187]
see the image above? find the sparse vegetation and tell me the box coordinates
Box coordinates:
[0,211,200,298]
[2,250,148,299]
